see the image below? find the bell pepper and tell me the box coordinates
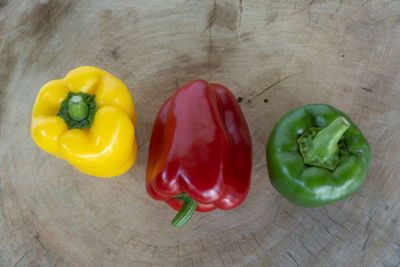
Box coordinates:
[31,66,137,177]
[267,104,371,207]
[146,80,252,228]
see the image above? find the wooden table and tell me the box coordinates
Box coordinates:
[1,0,399,266]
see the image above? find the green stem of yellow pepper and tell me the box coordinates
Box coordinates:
[68,95,89,121]
[57,92,97,129]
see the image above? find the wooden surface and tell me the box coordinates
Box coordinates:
[1,0,400,266]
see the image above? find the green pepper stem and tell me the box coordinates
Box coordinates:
[298,116,350,170]
[311,116,350,156]
[171,193,198,228]
[68,95,89,121]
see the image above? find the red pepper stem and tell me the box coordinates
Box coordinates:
[171,193,198,228]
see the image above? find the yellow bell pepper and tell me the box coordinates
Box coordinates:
[31,66,137,177]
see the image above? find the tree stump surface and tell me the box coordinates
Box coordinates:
[1,0,399,266]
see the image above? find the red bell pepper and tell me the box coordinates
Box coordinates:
[146,80,252,228]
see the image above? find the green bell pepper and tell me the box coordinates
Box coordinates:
[266,104,371,207]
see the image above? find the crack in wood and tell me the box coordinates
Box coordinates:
[300,237,318,258]
[207,0,216,80]
[251,232,262,248]
[251,73,298,101]
[286,251,300,266]
[309,232,330,254]
[12,249,30,267]
[226,248,234,264]
[265,12,277,27]
[308,0,315,26]
[137,140,149,151]
[273,197,283,222]
[323,207,348,238]
[283,210,307,231]
[200,239,206,251]
[361,87,373,92]
[362,216,373,251]
[238,243,246,256]
[336,0,343,12]
[204,0,217,33]
[238,0,243,29]
[304,210,339,241]
[360,0,370,8]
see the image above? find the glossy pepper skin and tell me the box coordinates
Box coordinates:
[31,66,137,177]
[267,104,371,207]
[146,80,252,227]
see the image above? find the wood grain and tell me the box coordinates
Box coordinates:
[1,0,400,266]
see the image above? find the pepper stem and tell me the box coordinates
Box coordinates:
[68,95,89,121]
[171,193,198,228]
[297,116,350,170]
